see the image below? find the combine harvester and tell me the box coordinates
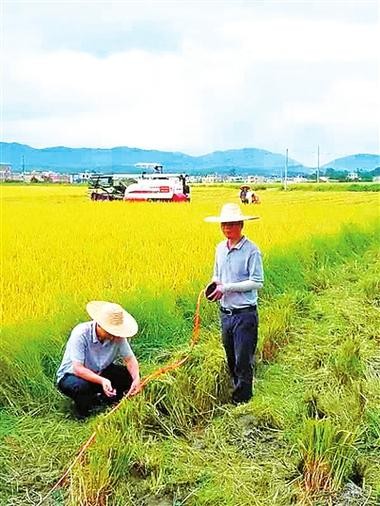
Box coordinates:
[88,163,190,202]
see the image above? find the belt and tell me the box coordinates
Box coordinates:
[220,305,256,315]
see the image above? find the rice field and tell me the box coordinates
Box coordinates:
[1,183,379,505]
[2,184,378,328]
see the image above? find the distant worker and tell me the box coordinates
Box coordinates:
[57,301,140,419]
[251,191,260,204]
[239,185,260,204]
[239,185,250,204]
[204,203,264,404]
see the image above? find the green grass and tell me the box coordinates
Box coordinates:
[66,250,379,504]
[298,418,357,494]
[1,228,379,505]
[1,223,378,416]
[282,182,380,192]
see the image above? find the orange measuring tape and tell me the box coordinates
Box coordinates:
[37,289,205,505]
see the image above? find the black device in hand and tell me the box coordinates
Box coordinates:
[205,282,217,302]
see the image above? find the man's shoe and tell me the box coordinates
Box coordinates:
[73,409,89,421]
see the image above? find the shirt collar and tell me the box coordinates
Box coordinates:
[226,236,246,251]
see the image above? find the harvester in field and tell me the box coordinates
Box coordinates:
[88,164,190,202]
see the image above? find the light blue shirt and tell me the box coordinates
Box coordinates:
[56,321,134,382]
[213,236,264,309]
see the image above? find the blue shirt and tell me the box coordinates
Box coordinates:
[213,236,264,309]
[56,321,134,382]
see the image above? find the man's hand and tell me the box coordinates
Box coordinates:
[127,377,141,397]
[124,355,140,396]
[101,378,116,397]
[209,283,224,301]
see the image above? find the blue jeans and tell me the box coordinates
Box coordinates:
[57,363,132,416]
[221,308,258,403]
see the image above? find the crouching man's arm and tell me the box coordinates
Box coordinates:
[123,354,141,396]
[73,362,116,397]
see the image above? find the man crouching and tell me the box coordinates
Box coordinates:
[57,301,140,419]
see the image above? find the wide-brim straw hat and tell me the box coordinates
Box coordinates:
[86,301,138,338]
[204,203,259,223]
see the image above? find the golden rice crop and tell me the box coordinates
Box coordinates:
[2,184,379,329]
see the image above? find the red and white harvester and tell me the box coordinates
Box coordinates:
[88,164,190,203]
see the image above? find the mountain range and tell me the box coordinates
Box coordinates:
[322,153,380,171]
[1,142,379,176]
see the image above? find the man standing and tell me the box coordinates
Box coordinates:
[205,203,264,404]
[57,301,140,418]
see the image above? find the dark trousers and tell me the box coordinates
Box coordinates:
[221,308,258,403]
[58,363,132,416]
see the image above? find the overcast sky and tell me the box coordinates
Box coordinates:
[1,0,379,165]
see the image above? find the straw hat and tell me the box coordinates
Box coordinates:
[204,203,259,223]
[86,301,138,338]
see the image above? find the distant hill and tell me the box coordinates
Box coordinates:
[3,142,378,176]
[0,142,307,176]
[0,142,195,172]
[196,148,301,169]
[322,154,380,171]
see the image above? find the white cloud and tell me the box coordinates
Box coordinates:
[223,18,379,63]
[283,80,379,127]
[1,0,379,165]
